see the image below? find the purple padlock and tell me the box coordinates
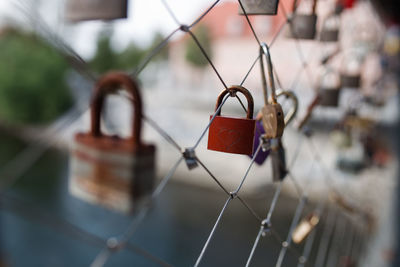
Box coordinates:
[249,120,271,165]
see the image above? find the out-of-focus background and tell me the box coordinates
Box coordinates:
[0,0,399,266]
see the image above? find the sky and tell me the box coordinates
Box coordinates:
[0,0,221,58]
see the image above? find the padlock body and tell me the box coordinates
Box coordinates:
[292,220,313,244]
[261,104,284,139]
[290,14,317,39]
[208,115,256,155]
[292,215,319,244]
[270,140,287,181]
[320,29,339,42]
[65,0,128,22]
[69,133,155,214]
[238,0,279,15]
[319,87,341,107]
[248,120,270,165]
[340,73,361,88]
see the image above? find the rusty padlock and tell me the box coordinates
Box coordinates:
[65,0,128,22]
[319,67,341,107]
[238,0,279,15]
[259,43,285,139]
[292,212,320,244]
[320,12,340,42]
[251,90,298,165]
[288,0,318,40]
[207,86,256,155]
[69,72,155,214]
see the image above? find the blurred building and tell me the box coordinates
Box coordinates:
[168,1,286,91]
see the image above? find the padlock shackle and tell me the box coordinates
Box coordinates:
[292,0,318,14]
[292,0,299,13]
[215,85,254,119]
[259,42,277,105]
[311,0,318,14]
[90,72,142,145]
[276,89,299,125]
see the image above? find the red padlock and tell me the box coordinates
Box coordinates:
[207,86,256,155]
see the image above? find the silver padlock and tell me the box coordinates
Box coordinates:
[238,0,279,15]
[65,0,128,22]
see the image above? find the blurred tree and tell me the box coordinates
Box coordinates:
[184,25,212,68]
[147,32,169,61]
[117,42,146,71]
[90,28,119,73]
[0,28,73,125]
[91,29,168,73]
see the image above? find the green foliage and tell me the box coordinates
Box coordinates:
[117,42,147,71]
[90,30,118,74]
[0,28,73,124]
[185,25,212,68]
[90,29,169,74]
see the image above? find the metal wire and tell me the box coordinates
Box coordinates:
[297,202,325,267]
[240,54,261,86]
[325,215,347,267]
[237,0,261,46]
[133,27,181,77]
[314,208,337,267]
[0,194,174,267]
[143,114,182,152]
[190,0,221,28]
[0,106,85,194]
[275,195,307,267]
[90,157,184,267]
[244,133,307,267]
[193,196,232,267]
[1,1,372,266]
[278,2,316,92]
[187,29,228,89]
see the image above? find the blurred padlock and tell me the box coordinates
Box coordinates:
[288,0,318,39]
[259,43,285,139]
[331,129,352,148]
[320,12,340,42]
[208,86,256,155]
[340,74,361,88]
[292,213,320,244]
[270,138,287,181]
[319,67,341,107]
[238,0,279,15]
[69,72,155,214]
[340,49,363,88]
[250,90,298,165]
[65,0,128,22]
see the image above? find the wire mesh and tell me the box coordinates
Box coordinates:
[0,0,376,266]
